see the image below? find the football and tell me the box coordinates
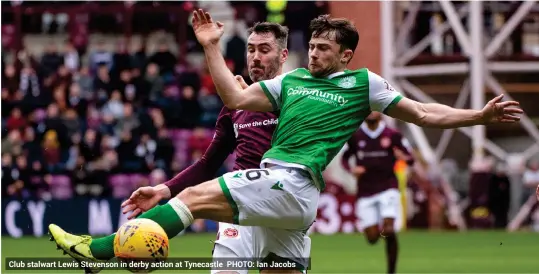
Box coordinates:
[114,218,169,269]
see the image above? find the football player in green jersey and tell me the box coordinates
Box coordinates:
[49,9,523,274]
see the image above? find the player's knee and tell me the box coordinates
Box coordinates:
[365,235,379,245]
[176,180,233,222]
[382,219,396,236]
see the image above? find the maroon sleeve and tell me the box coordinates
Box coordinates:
[392,131,415,166]
[341,135,355,172]
[164,107,236,196]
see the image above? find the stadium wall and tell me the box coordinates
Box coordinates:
[329,1,382,73]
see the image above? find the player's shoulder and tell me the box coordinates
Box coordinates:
[384,126,403,138]
[282,68,310,79]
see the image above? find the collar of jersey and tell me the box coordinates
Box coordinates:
[360,121,386,139]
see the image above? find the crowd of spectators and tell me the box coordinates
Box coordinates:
[1,36,245,200]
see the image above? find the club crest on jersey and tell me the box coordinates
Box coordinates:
[337,76,356,89]
[358,140,366,148]
[223,228,239,238]
[380,137,391,148]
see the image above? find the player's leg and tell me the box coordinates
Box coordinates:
[50,167,317,268]
[49,177,232,264]
[379,189,402,274]
[253,227,312,274]
[211,223,252,274]
[356,196,381,245]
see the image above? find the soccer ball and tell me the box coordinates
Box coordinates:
[114,218,169,269]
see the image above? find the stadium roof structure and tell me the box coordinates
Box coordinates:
[380,0,539,167]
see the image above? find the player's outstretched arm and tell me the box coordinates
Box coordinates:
[192,9,273,112]
[368,71,523,129]
[386,95,523,129]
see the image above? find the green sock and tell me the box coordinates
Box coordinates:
[89,198,194,260]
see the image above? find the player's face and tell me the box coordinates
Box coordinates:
[247,32,287,82]
[365,111,382,124]
[308,31,352,77]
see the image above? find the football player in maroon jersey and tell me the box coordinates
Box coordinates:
[342,111,414,274]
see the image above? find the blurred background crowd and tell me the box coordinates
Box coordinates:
[1,1,539,232]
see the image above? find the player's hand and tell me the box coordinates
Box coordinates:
[235,75,249,89]
[351,166,366,177]
[121,185,170,219]
[480,94,523,124]
[192,9,224,47]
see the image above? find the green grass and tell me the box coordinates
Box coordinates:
[2,231,539,273]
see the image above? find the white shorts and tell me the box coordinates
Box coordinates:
[356,188,403,232]
[211,223,312,274]
[217,165,318,269]
[211,223,252,274]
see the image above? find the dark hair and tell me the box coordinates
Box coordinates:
[309,14,359,53]
[247,22,289,49]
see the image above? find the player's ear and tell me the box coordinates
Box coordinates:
[341,49,353,64]
[280,48,289,64]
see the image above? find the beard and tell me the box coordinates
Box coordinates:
[249,58,281,82]
[308,60,340,78]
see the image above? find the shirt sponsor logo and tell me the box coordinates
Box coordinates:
[234,118,278,130]
[356,150,389,160]
[287,86,348,107]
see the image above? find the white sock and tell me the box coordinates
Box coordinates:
[168,198,194,228]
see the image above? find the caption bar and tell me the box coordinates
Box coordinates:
[5,257,310,271]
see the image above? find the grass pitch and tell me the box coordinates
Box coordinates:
[2,230,538,273]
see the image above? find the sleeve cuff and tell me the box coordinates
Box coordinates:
[259,82,278,111]
[383,95,403,114]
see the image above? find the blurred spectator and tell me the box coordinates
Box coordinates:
[22,126,42,163]
[145,63,165,102]
[42,129,62,170]
[198,87,222,127]
[89,40,113,74]
[112,41,132,78]
[68,82,88,118]
[225,25,246,76]
[3,64,19,93]
[94,65,113,103]
[62,109,81,137]
[102,90,125,119]
[178,85,201,129]
[63,41,80,73]
[80,128,100,162]
[2,130,23,156]
[488,163,511,228]
[149,169,167,186]
[116,103,140,135]
[131,44,147,73]
[188,127,211,163]
[136,133,157,170]
[6,107,26,132]
[40,43,64,77]
[177,60,201,92]
[116,130,142,172]
[155,128,174,171]
[74,66,93,100]
[20,67,41,101]
[149,41,177,78]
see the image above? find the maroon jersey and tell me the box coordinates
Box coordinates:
[165,107,278,196]
[342,122,413,198]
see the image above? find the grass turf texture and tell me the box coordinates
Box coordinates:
[2,231,538,273]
